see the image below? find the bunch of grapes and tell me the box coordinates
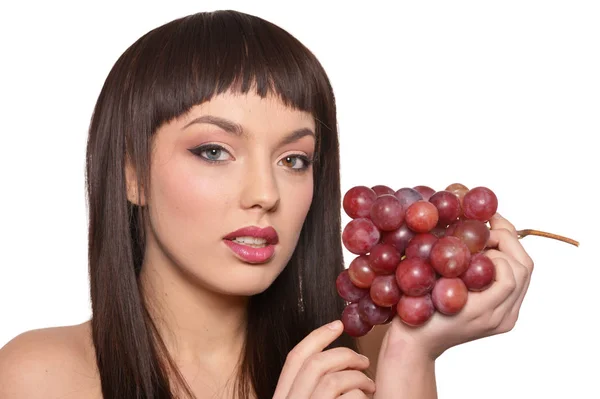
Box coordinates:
[337,183,499,337]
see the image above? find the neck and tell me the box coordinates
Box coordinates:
[138,242,249,368]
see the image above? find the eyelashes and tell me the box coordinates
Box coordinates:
[189,144,230,162]
[188,144,314,173]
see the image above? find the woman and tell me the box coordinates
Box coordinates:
[0,9,534,399]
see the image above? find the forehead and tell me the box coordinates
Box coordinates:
[180,91,316,132]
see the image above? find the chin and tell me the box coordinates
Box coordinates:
[208,261,286,297]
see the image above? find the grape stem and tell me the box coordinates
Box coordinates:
[516,229,579,247]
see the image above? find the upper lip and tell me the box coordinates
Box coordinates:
[223,226,279,245]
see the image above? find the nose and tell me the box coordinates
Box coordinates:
[239,159,280,212]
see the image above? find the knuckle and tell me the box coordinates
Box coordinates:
[499,228,516,239]
[331,347,357,362]
[485,248,501,259]
[480,308,508,332]
[519,265,530,283]
[285,347,301,364]
[489,313,504,331]
[476,311,497,331]
[494,256,509,268]
[526,256,535,271]
[343,348,366,363]
[497,228,509,237]
[302,352,324,373]
[502,219,518,232]
[321,372,342,391]
[504,277,517,294]
[341,347,359,356]
[499,315,518,333]
[491,311,519,334]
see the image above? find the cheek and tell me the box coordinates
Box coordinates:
[150,161,231,229]
[280,177,314,230]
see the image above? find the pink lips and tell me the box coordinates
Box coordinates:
[223,226,279,264]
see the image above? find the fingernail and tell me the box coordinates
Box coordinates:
[327,320,342,330]
[360,354,369,362]
[367,376,376,391]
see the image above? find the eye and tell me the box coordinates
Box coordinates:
[188,144,232,163]
[278,155,313,172]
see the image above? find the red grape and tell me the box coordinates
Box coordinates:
[460,253,496,291]
[358,295,395,325]
[405,233,438,259]
[451,219,490,253]
[446,183,469,217]
[382,305,397,324]
[381,223,415,255]
[431,277,468,315]
[343,186,377,219]
[430,224,447,238]
[348,255,375,288]
[462,186,498,222]
[342,218,381,255]
[394,187,423,208]
[429,236,472,277]
[338,182,501,334]
[396,294,435,326]
[395,257,437,296]
[369,243,402,275]
[342,303,373,337]
[370,274,402,307]
[445,220,462,236]
[413,185,436,201]
[370,194,405,231]
[429,190,461,225]
[336,269,369,303]
[372,185,395,196]
[445,183,469,200]
[405,200,439,233]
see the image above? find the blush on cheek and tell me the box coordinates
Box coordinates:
[154,162,230,231]
[281,180,313,235]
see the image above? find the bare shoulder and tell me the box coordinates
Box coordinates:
[0,320,102,399]
[357,323,390,379]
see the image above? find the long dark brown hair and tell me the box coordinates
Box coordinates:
[85,9,356,398]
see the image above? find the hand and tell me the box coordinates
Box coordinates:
[273,320,376,399]
[382,212,535,361]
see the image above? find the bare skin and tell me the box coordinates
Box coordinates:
[0,318,385,399]
[0,91,534,398]
[0,91,362,398]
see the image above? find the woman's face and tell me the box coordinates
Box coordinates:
[133,90,316,296]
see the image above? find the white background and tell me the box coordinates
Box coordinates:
[1,1,598,398]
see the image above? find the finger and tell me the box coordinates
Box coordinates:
[287,347,370,398]
[311,370,376,398]
[488,215,535,324]
[488,212,517,235]
[339,388,372,399]
[510,266,532,317]
[467,252,516,311]
[486,250,530,331]
[272,320,344,399]
[486,228,534,272]
[506,258,534,325]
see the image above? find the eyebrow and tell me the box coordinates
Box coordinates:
[183,115,315,147]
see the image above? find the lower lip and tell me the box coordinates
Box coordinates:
[223,240,276,264]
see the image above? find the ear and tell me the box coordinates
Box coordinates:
[125,155,146,206]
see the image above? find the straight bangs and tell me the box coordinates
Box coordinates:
[87,9,350,398]
[121,9,328,150]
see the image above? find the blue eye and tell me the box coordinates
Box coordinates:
[189,144,231,163]
[188,144,313,173]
